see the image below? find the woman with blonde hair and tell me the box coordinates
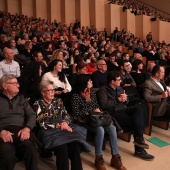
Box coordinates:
[50,49,68,68]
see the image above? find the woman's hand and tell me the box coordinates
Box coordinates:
[62,89,68,93]
[60,122,72,132]
[55,91,63,95]
[93,108,101,112]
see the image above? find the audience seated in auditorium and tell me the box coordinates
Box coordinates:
[97,71,154,161]
[71,74,127,170]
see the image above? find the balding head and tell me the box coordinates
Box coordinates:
[147,62,156,73]
[3,47,14,62]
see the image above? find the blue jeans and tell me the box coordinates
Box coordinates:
[86,125,118,156]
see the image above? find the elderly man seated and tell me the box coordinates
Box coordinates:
[0,74,37,170]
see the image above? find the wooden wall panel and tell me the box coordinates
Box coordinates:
[20,0,33,17]
[6,0,20,14]
[0,0,6,11]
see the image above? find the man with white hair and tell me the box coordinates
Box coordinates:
[0,47,20,78]
[0,74,37,170]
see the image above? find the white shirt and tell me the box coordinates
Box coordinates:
[0,60,20,78]
[152,78,164,91]
[42,72,72,92]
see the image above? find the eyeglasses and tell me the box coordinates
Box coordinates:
[43,89,55,93]
[6,82,19,85]
[98,64,107,66]
[116,79,121,82]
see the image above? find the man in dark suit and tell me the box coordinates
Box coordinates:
[143,65,170,119]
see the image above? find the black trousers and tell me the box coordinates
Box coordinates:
[54,142,83,170]
[0,139,37,170]
[110,106,145,151]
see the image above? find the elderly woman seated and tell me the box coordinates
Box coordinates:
[33,80,91,170]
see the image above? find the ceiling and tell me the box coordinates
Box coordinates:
[137,0,170,15]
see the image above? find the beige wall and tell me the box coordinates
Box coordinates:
[50,0,61,22]
[64,0,75,25]
[135,15,143,39]
[34,0,47,20]
[111,4,121,33]
[151,20,159,42]
[20,0,33,17]
[159,21,170,43]
[0,0,6,11]
[105,4,121,35]
[127,10,135,35]
[95,0,105,31]
[89,0,95,27]
[79,0,90,27]
[6,0,20,14]
[105,4,111,34]
[143,15,151,40]
[120,7,127,31]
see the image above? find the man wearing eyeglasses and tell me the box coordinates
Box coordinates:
[97,71,154,161]
[0,47,20,78]
[0,74,37,170]
[91,59,108,88]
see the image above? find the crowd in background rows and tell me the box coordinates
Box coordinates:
[108,0,170,22]
[0,10,170,101]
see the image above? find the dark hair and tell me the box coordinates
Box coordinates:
[44,41,52,49]
[75,74,91,93]
[165,77,170,86]
[132,59,143,71]
[152,65,160,76]
[76,61,86,72]
[47,59,66,83]
[122,52,128,59]
[33,51,41,59]
[107,71,121,83]
[19,62,42,95]
[73,48,80,57]
[108,52,116,57]
[119,60,129,67]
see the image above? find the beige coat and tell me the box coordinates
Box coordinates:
[143,78,167,117]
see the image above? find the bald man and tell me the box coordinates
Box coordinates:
[0,47,20,78]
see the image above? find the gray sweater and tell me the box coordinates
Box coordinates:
[0,93,36,132]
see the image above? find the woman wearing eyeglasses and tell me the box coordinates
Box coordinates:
[33,80,91,170]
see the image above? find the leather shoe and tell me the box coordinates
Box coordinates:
[111,154,127,170]
[133,137,149,149]
[95,155,106,170]
[134,150,154,160]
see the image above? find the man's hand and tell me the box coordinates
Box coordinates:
[59,122,72,132]
[118,90,128,102]
[161,91,168,98]
[18,127,30,141]
[0,130,13,143]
